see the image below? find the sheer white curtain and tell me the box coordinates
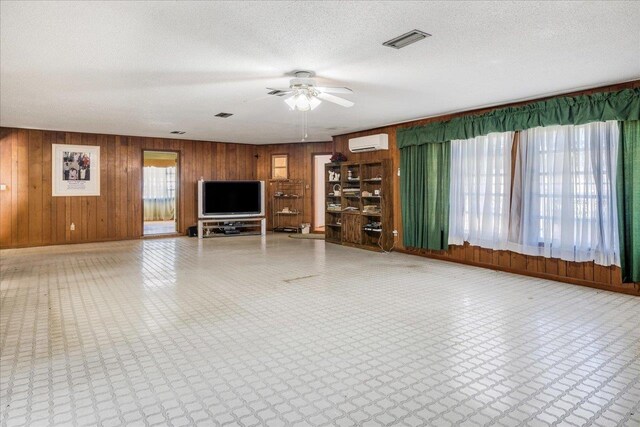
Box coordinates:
[508,121,620,266]
[449,132,514,249]
[143,166,176,221]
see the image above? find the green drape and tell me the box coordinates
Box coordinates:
[617,120,640,283]
[398,88,640,147]
[400,142,450,250]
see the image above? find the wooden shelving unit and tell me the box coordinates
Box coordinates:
[324,160,393,251]
[271,179,304,233]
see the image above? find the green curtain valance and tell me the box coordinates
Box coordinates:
[398,88,640,148]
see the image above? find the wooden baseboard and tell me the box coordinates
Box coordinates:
[396,248,640,296]
[0,233,184,250]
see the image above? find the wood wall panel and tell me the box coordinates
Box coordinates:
[45,132,57,243]
[11,130,19,245]
[28,130,43,246]
[16,129,29,247]
[0,129,13,245]
[0,128,256,249]
[95,134,108,240]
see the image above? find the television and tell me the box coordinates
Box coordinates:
[198,180,265,219]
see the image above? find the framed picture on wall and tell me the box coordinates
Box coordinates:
[52,144,100,196]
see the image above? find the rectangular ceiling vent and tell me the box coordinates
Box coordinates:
[214,112,233,118]
[267,90,289,97]
[383,30,431,49]
[170,130,186,135]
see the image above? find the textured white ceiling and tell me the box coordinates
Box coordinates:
[1,1,639,144]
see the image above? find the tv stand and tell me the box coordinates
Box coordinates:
[198,218,266,238]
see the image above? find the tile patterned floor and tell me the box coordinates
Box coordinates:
[1,235,639,427]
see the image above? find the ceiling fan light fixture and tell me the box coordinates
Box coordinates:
[284,92,322,111]
[295,93,311,111]
[308,96,321,110]
[274,72,350,111]
[284,95,297,110]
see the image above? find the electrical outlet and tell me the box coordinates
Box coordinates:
[70,223,75,231]
[392,229,398,236]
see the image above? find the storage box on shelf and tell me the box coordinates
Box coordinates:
[271,179,305,233]
[324,160,393,251]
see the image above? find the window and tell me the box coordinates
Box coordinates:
[508,121,620,266]
[449,132,514,250]
[271,154,288,179]
[165,167,176,199]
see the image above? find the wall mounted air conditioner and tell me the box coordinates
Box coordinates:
[348,133,389,152]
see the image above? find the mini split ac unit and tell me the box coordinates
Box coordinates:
[348,133,389,153]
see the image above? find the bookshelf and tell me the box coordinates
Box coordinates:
[324,160,393,251]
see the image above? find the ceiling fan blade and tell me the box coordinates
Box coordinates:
[313,86,353,94]
[266,88,294,96]
[316,92,354,108]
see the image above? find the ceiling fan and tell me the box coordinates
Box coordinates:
[267,71,354,111]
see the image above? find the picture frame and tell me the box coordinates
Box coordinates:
[52,144,100,196]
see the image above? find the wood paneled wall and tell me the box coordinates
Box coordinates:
[254,141,333,228]
[332,81,640,295]
[0,128,256,248]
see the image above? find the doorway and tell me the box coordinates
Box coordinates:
[312,154,332,232]
[143,151,178,235]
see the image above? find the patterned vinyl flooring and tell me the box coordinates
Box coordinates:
[1,235,639,426]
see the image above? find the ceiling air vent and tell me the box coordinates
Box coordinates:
[170,131,186,135]
[383,29,431,49]
[215,112,234,118]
